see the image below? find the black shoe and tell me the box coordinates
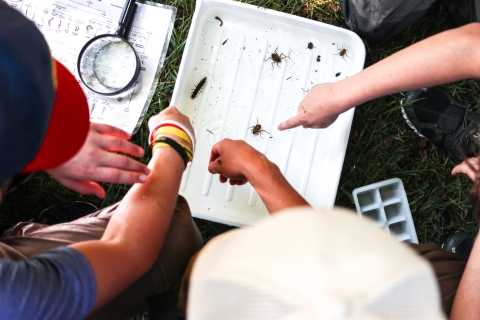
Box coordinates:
[401,87,480,163]
[441,231,474,258]
[33,201,98,225]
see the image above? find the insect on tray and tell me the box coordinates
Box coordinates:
[171,0,366,226]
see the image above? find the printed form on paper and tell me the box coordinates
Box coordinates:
[7,0,175,133]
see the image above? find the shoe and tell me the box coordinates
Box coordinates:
[441,231,474,258]
[33,201,98,225]
[401,87,480,163]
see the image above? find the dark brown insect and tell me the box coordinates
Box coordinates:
[191,77,207,99]
[217,159,222,165]
[264,47,289,70]
[316,55,321,62]
[335,72,341,77]
[302,106,307,113]
[222,39,228,45]
[307,42,315,49]
[335,44,350,61]
[215,16,223,26]
[249,118,271,138]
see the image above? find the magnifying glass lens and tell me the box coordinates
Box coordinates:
[78,35,140,95]
[93,40,137,89]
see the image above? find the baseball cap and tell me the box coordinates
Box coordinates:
[187,207,446,320]
[0,1,89,185]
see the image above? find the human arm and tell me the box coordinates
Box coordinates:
[69,107,193,310]
[46,123,150,198]
[450,235,480,319]
[278,22,480,130]
[208,139,309,214]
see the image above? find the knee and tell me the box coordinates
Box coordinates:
[151,196,203,292]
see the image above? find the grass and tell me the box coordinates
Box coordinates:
[1,0,479,317]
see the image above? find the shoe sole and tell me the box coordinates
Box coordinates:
[400,105,428,141]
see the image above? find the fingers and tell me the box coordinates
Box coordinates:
[91,122,132,140]
[208,156,224,176]
[101,151,148,171]
[209,146,220,165]
[96,134,145,158]
[278,114,305,131]
[452,161,477,181]
[229,179,247,186]
[56,178,106,198]
[89,166,149,184]
[218,175,246,186]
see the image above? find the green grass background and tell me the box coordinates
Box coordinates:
[1,1,479,317]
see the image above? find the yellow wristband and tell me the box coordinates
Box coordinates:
[151,142,170,155]
[152,138,194,163]
[155,126,192,146]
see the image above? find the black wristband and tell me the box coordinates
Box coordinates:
[150,136,188,168]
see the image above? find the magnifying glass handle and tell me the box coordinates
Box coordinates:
[117,0,136,38]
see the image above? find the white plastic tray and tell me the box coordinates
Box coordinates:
[352,178,419,244]
[172,0,366,226]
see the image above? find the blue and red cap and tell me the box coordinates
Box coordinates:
[0,1,90,184]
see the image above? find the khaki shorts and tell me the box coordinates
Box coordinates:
[0,195,203,320]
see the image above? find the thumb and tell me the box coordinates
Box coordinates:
[278,114,305,131]
[208,158,221,174]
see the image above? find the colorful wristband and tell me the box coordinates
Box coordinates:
[150,136,190,168]
[155,126,192,146]
[152,134,194,163]
[149,121,196,151]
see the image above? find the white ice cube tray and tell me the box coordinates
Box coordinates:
[352,178,418,244]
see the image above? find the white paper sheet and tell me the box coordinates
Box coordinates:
[7,0,175,133]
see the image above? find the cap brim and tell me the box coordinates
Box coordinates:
[22,60,90,172]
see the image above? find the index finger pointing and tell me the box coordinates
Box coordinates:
[277,114,305,131]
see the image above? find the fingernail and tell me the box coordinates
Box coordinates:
[138,147,145,155]
[144,168,151,174]
[139,175,148,182]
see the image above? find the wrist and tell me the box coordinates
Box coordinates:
[150,136,193,168]
[149,143,185,171]
[243,153,277,187]
[334,78,362,113]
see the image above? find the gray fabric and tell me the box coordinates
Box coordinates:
[340,0,437,42]
[0,196,204,320]
[0,247,96,320]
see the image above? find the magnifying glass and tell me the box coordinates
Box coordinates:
[77,0,140,96]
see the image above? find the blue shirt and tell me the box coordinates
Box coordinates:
[0,247,96,320]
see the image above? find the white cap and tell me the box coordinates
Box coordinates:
[187,207,446,320]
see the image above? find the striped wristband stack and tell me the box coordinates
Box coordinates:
[149,121,195,168]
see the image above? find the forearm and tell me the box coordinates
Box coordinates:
[335,23,480,114]
[451,236,480,319]
[71,147,184,309]
[245,156,309,214]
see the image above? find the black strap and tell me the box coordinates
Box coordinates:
[150,136,188,168]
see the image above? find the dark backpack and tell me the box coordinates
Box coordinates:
[340,0,480,43]
[449,0,480,26]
